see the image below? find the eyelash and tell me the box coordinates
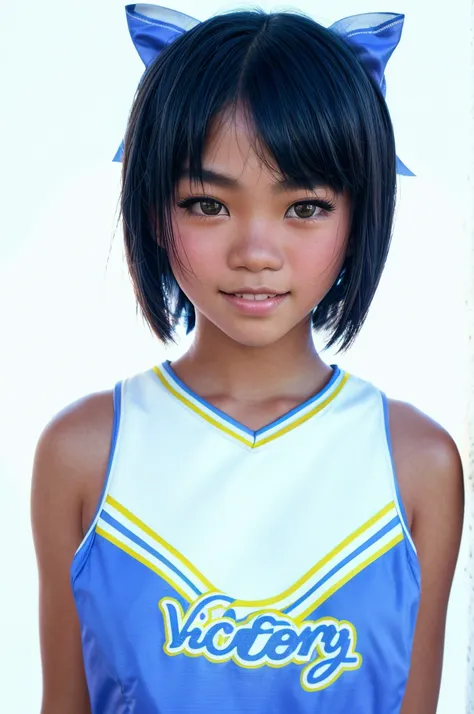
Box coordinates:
[176,195,336,222]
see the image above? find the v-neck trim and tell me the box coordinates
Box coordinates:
[152,361,350,449]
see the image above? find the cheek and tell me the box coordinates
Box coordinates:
[288,231,347,289]
[169,224,224,286]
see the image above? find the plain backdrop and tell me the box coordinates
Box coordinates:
[0,0,471,711]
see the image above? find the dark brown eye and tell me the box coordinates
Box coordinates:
[199,200,222,215]
[177,196,230,218]
[292,202,319,219]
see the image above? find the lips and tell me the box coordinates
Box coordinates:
[222,289,288,301]
[220,290,289,316]
[232,293,279,301]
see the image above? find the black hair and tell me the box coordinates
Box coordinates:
[120,8,397,352]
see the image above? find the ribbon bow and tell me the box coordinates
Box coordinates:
[114,4,413,176]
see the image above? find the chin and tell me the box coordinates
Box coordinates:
[218,322,293,349]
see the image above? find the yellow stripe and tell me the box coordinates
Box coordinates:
[153,367,254,448]
[294,532,404,623]
[96,526,192,603]
[154,365,350,449]
[106,495,216,592]
[255,372,350,447]
[97,505,402,616]
[231,501,395,609]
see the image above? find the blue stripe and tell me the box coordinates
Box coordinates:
[161,361,254,437]
[161,361,342,439]
[92,382,122,531]
[381,391,421,587]
[381,393,414,546]
[71,381,123,584]
[284,516,401,614]
[256,365,341,436]
[99,511,202,597]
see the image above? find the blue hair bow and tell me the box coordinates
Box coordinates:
[114,4,413,176]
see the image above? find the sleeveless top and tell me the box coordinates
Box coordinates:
[71,361,420,714]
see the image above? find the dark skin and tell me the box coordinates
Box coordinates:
[32,113,463,713]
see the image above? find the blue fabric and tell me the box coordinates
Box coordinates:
[71,368,421,713]
[74,534,419,713]
[113,5,413,175]
[330,13,412,175]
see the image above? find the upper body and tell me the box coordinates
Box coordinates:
[32,368,463,714]
[32,6,464,714]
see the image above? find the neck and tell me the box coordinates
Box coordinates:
[170,316,331,402]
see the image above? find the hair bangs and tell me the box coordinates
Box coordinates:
[121,8,397,350]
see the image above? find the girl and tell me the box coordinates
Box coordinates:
[31,5,464,714]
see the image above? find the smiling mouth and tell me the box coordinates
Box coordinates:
[232,293,279,301]
[221,291,289,301]
[219,291,290,315]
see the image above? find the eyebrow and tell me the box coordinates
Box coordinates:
[178,168,327,194]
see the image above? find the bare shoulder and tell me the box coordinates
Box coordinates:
[386,400,464,714]
[31,391,115,713]
[32,389,115,542]
[386,399,464,534]
[35,389,114,463]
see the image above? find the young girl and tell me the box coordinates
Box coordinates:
[31,5,464,714]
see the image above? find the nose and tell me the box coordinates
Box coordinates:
[227,219,284,273]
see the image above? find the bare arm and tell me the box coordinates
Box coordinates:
[31,392,113,714]
[388,400,464,714]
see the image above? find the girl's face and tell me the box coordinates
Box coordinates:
[170,109,351,348]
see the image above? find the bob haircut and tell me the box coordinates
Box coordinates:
[120,8,397,352]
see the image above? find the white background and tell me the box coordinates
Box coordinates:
[0,0,471,711]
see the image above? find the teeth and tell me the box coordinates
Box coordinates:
[234,293,276,301]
